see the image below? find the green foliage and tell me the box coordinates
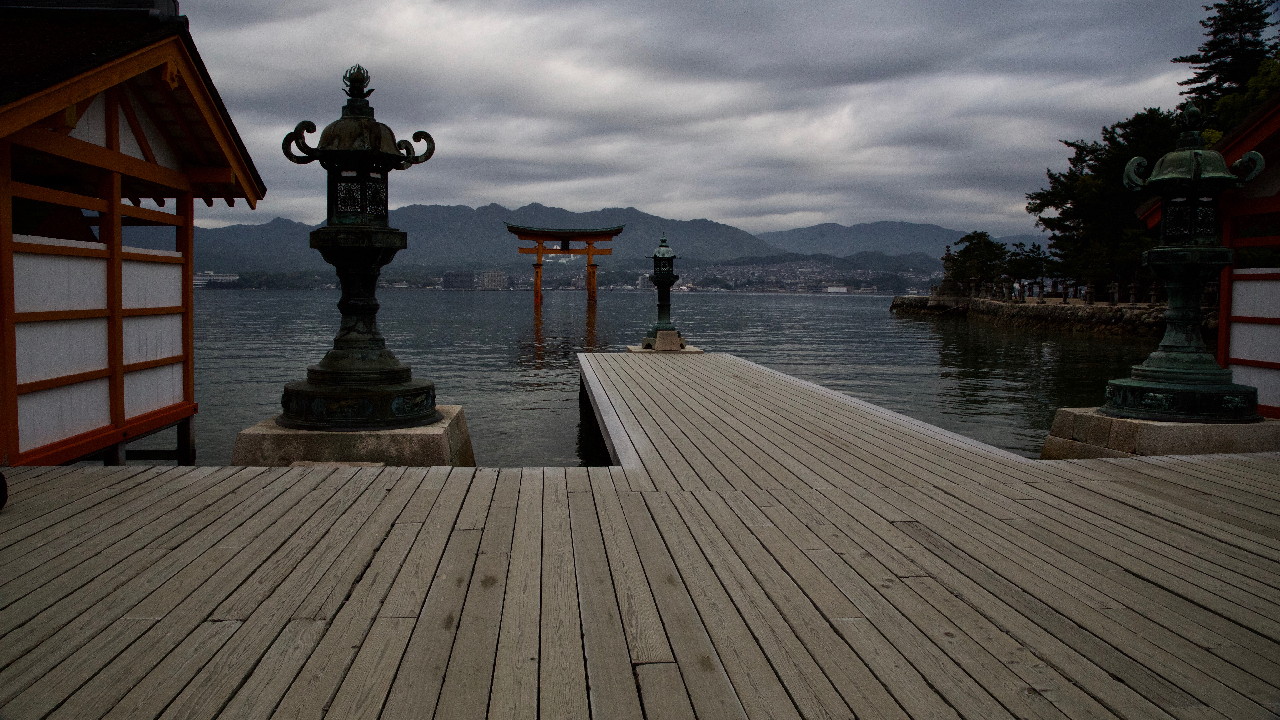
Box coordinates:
[1174,0,1278,110]
[1213,57,1280,127]
[946,231,1008,287]
[1025,109,1179,288]
[1005,241,1051,282]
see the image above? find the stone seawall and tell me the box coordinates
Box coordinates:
[889,295,1214,336]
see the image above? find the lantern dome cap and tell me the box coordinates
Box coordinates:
[317,65,399,156]
[1124,105,1264,193]
[282,64,436,171]
[651,233,677,258]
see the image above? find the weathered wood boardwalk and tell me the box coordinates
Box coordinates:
[0,351,1277,719]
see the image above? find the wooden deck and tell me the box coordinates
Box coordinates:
[0,351,1277,719]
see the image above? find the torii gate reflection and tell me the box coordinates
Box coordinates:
[505,224,624,307]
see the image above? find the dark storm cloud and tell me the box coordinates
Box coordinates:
[181,0,1210,235]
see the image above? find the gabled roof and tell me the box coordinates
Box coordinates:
[0,3,265,205]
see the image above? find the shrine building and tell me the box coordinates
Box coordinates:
[0,1,266,465]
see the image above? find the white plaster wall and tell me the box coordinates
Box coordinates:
[15,319,109,384]
[68,94,106,147]
[122,261,182,308]
[14,253,107,313]
[1232,365,1279,409]
[1231,275,1280,318]
[123,87,181,170]
[15,234,105,251]
[124,363,184,418]
[122,245,181,258]
[117,104,145,163]
[123,314,182,364]
[17,378,111,452]
[1230,323,1280,363]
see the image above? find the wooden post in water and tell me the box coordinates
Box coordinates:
[506,224,623,308]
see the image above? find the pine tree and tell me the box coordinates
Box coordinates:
[1025,109,1179,288]
[1174,0,1278,110]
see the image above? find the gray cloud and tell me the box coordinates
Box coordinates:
[182,0,1211,236]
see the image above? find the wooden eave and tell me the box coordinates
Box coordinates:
[504,223,625,240]
[0,34,265,207]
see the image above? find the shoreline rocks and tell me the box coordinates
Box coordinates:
[889,295,1216,337]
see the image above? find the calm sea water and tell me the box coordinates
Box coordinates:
[184,289,1153,466]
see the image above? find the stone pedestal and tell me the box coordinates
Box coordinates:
[1041,407,1280,460]
[232,405,475,467]
[632,330,699,353]
[628,330,702,353]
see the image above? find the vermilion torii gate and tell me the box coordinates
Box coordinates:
[506,223,624,306]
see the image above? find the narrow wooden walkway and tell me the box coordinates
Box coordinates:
[0,352,1276,719]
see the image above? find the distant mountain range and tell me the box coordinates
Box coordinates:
[171,204,1045,273]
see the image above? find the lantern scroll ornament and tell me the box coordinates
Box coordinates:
[1102,107,1263,423]
[276,65,442,430]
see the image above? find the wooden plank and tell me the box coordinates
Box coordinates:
[433,467,521,720]
[292,468,417,621]
[209,619,327,720]
[208,467,385,621]
[569,487,644,719]
[488,469,543,720]
[566,465,591,494]
[618,491,748,720]
[154,468,408,719]
[903,576,1120,720]
[642,492,800,719]
[1026,480,1280,587]
[0,465,171,553]
[1014,498,1280,659]
[380,528,483,719]
[578,354,643,468]
[456,466,498,530]
[589,466,672,664]
[537,469,589,720]
[884,485,1271,717]
[324,617,416,720]
[636,663,697,720]
[665,491,874,719]
[89,619,250,720]
[0,466,255,621]
[895,520,1218,720]
[380,467,474,618]
[590,355,707,490]
[0,467,313,706]
[581,357,680,489]
[271,519,423,720]
[602,353,759,496]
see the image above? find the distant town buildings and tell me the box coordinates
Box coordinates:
[442,270,475,290]
[476,270,510,290]
[193,271,241,288]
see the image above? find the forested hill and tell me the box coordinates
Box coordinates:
[184,204,774,272]
[178,204,1037,273]
[758,221,1043,258]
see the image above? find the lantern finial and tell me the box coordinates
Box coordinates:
[343,65,373,99]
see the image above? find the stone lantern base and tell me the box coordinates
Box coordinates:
[231,405,475,467]
[1040,407,1280,459]
[629,330,702,353]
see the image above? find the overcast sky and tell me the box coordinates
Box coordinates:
[183,0,1208,237]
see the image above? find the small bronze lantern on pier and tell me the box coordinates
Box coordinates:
[1101,107,1262,423]
[277,65,441,429]
[640,234,688,351]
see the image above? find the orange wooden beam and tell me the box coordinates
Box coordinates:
[10,127,193,192]
[178,192,194,404]
[10,181,110,213]
[120,202,183,226]
[0,141,17,465]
